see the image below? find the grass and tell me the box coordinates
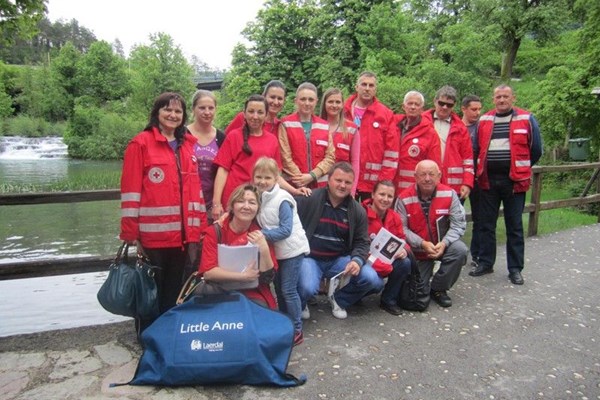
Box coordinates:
[0,171,121,193]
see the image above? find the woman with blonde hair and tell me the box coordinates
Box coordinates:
[320,88,360,195]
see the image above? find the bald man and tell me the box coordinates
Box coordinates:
[395,160,468,308]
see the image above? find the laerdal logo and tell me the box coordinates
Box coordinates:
[190,340,224,352]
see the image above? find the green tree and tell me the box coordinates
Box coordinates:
[0,0,46,45]
[129,33,195,113]
[471,0,573,80]
[76,40,129,105]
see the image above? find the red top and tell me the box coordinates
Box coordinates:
[199,219,277,309]
[213,127,282,207]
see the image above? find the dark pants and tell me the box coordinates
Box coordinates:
[137,244,197,334]
[478,177,526,272]
[469,183,482,262]
[380,257,412,306]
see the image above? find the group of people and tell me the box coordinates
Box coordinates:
[119,71,542,346]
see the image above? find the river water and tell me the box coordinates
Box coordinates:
[0,137,130,337]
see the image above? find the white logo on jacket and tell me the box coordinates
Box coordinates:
[408,145,420,158]
[148,167,165,183]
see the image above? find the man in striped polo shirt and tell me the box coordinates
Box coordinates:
[296,162,383,319]
[469,85,542,285]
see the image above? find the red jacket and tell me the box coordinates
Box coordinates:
[362,199,410,277]
[279,113,334,187]
[332,119,360,195]
[120,127,207,248]
[399,184,453,260]
[344,94,398,193]
[393,114,442,193]
[422,110,474,193]
[477,107,535,193]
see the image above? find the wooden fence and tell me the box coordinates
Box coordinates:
[1,163,599,280]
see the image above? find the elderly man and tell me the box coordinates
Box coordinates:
[343,71,398,201]
[470,85,542,285]
[395,160,468,307]
[394,91,442,194]
[422,85,474,201]
[296,162,383,319]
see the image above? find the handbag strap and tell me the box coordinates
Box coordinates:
[176,224,222,304]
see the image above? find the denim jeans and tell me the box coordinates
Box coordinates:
[478,177,526,272]
[274,254,304,332]
[380,257,412,306]
[298,256,384,309]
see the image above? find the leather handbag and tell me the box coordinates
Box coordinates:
[398,252,430,312]
[97,242,160,319]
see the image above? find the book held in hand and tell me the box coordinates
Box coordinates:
[217,243,259,290]
[369,227,406,264]
[328,270,351,299]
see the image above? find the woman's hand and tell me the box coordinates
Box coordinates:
[247,230,268,251]
[392,247,408,260]
[291,173,314,187]
[295,186,312,197]
[211,203,224,221]
[240,261,260,282]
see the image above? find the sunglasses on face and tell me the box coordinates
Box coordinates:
[437,100,455,108]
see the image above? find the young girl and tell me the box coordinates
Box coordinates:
[253,157,310,346]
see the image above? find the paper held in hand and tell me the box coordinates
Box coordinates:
[328,270,351,299]
[217,243,259,290]
[368,227,406,264]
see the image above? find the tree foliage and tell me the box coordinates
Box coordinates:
[0,0,46,45]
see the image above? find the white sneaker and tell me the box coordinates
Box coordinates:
[329,296,347,319]
[301,306,310,320]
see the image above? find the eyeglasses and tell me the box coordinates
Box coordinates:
[437,100,455,108]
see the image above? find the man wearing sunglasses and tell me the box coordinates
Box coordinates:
[469,85,542,285]
[422,86,475,202]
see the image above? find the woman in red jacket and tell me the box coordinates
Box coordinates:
[320,88,360,196]
[120,92,207,334]
[362,180,413,315]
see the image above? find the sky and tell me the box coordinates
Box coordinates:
[46,0,267,70]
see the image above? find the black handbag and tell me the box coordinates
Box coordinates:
[97,242,160,319]
[398,252,430,312]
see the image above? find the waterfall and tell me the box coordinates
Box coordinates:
[0,136,69,160]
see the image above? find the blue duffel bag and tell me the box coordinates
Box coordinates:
[127,292,306,387]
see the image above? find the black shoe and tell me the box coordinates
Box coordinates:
[380,301,403,316]
[431,290,452,307]
[469,264,494,277]
[508,270,524,285]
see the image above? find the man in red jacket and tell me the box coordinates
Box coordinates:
[395,160,468,308]
[422,85,474,201]
[344,71,398,201]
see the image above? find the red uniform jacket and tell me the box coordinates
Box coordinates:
[120,127,207,248]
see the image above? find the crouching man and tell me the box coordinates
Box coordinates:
[395,160,468,307]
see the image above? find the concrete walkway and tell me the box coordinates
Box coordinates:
[1,224,599,400]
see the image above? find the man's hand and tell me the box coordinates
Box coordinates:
[432,241,447,259]
[344,260,361,276]
[421,240,436,256]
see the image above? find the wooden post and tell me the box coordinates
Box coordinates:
[528,170,543,237]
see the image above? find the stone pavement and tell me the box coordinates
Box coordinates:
[1,224,599,400]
